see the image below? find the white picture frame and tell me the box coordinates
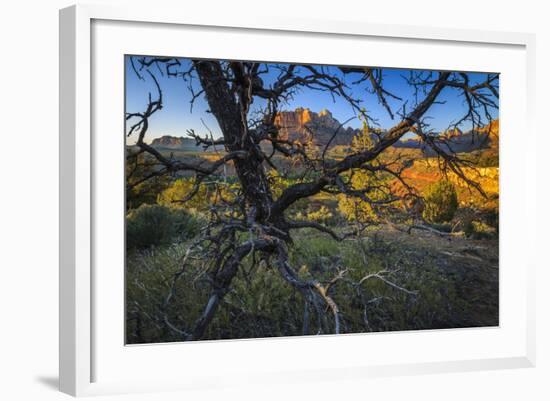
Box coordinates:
[59,4,536,397]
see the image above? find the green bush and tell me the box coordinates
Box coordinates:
[422,180,458,223]
[157,178,212,212]
[126,204,200,250]
[126,152,171,210]
[468,220,497,240]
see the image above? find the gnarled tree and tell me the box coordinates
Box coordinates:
[126,57,499,340]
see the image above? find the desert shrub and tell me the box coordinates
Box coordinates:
[337,119,391,224]
[126,152,171,210]
[337,170,393,224]
[126,204,200,250]
[267,169,290,198]
[158,177,243,216]
[422,180,458,223]
[157,178,212,212]
[308,205,333,223]
[296,205,334,224]
[473,221,493,235]
[467,220,497,240]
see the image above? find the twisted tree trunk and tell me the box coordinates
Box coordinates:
[194,61,275,223]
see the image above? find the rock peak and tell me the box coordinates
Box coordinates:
[274,108,357,147]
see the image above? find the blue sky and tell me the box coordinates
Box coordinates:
[125,56,499,143]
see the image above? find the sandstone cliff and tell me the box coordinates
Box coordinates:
[274,107,359,147]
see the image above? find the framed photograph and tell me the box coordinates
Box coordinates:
[59,4,536,396]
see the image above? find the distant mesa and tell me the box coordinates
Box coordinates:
[150,135,195,149]
[394,119,499,154]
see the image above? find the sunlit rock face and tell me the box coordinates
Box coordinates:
[274,107,358,147]
[394,119,499,155]
[442,127,464,139]
[443,119,499,154]
[480,119,499,149]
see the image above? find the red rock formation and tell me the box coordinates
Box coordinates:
[274,107,357,147]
